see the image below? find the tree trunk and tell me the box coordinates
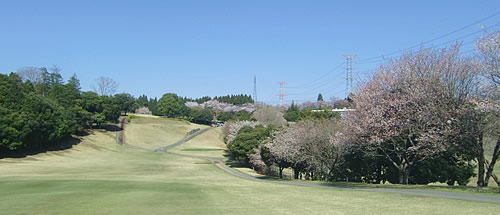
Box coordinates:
[398,165,410,184]
[484,139,500,186]
[293,168,300,179]
[477,133,486,187]
[376,164,382,184]
[279,167,284,179]
[492,173,500,186]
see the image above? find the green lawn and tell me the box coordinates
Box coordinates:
[0,118,499,214]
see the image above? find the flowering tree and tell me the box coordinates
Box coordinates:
[346,45,479,184]
[267,124,305,179]
[186,100,255,113]
[266,119,345,180]
[222,120,261,144]
[251,106,286,127]
[475,29,500,186]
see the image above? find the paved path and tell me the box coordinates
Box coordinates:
[144,127,500,204]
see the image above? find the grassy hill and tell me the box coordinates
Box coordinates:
[0,117,498,214]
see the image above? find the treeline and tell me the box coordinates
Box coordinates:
[284,102,340,122]
[183,94,253,106]
[223,30,500,187]
[136,93,256,125]
[0,69,128,155]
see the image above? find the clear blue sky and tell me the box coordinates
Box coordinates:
[1,0,499,104]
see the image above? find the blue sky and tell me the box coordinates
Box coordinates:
[0,0,499,104]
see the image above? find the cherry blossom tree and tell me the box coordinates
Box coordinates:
[222,120,261,144]
[475,28,500,186]
[346,45,479,184]
[266,119,345,180]
[251,106,286,127]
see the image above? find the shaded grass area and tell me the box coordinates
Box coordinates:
[181,148,224,151]
[0,118,499,214]
[320,182,500,196]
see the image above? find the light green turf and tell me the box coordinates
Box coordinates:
[123,116,208,151]
[0,119,499,215]
[169,127,228,158]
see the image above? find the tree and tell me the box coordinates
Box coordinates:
[234,110,251,121]
[16,67,43,83]
[267,120,345,180]
[136,94,149,107]
[284,101,300,122]
[251,106,286,127]
[223,120,261,144]
[346,45,479,184]
[157,93,186,118]
[317,93,324,101]
[227,125,271,166]
[216,111,235,122]
[189,107,214,125]
[92,76,118,96]
[48,64,63,87]
[474,28,500,186]
[114,93,135,114]
[67,73,81,91]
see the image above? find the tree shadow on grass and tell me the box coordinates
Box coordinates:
[92,124,121,132]
[0,135,83,159]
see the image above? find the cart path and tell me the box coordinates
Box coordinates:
[141,127,500,204]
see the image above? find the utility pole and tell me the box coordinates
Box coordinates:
[277,81,287,106]
[253,75,257,104]
[343,54,355,99]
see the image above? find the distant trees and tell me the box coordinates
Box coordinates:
[213,94,254,105]
[251,106,286,127]
[183,94,254,106]
[114,93,136,114]
[157,93,188,118]
[284,102,338,122]
[317,93,323,101]
[16,67,43,83]
[188,107,214,125]
[92,76,118,96]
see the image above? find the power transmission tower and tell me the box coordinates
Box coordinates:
[343,54,356,99]
[253,75,257,104]
[277,81,287,106]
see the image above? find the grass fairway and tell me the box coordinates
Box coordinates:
[1,119,499,214]
[169,127,228,158]
[123,116,208,150]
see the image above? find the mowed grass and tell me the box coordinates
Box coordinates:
[169,127,228,158]
[124,116,208,151]
[0,119,499,214]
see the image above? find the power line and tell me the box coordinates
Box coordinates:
[356,11,500,63]
[287,74,345,96]
[287,62,345,89]
[355,23,499,66]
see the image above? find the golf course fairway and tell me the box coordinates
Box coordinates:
[0,117,498,214]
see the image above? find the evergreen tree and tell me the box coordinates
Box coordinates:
[317,93,324,101]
